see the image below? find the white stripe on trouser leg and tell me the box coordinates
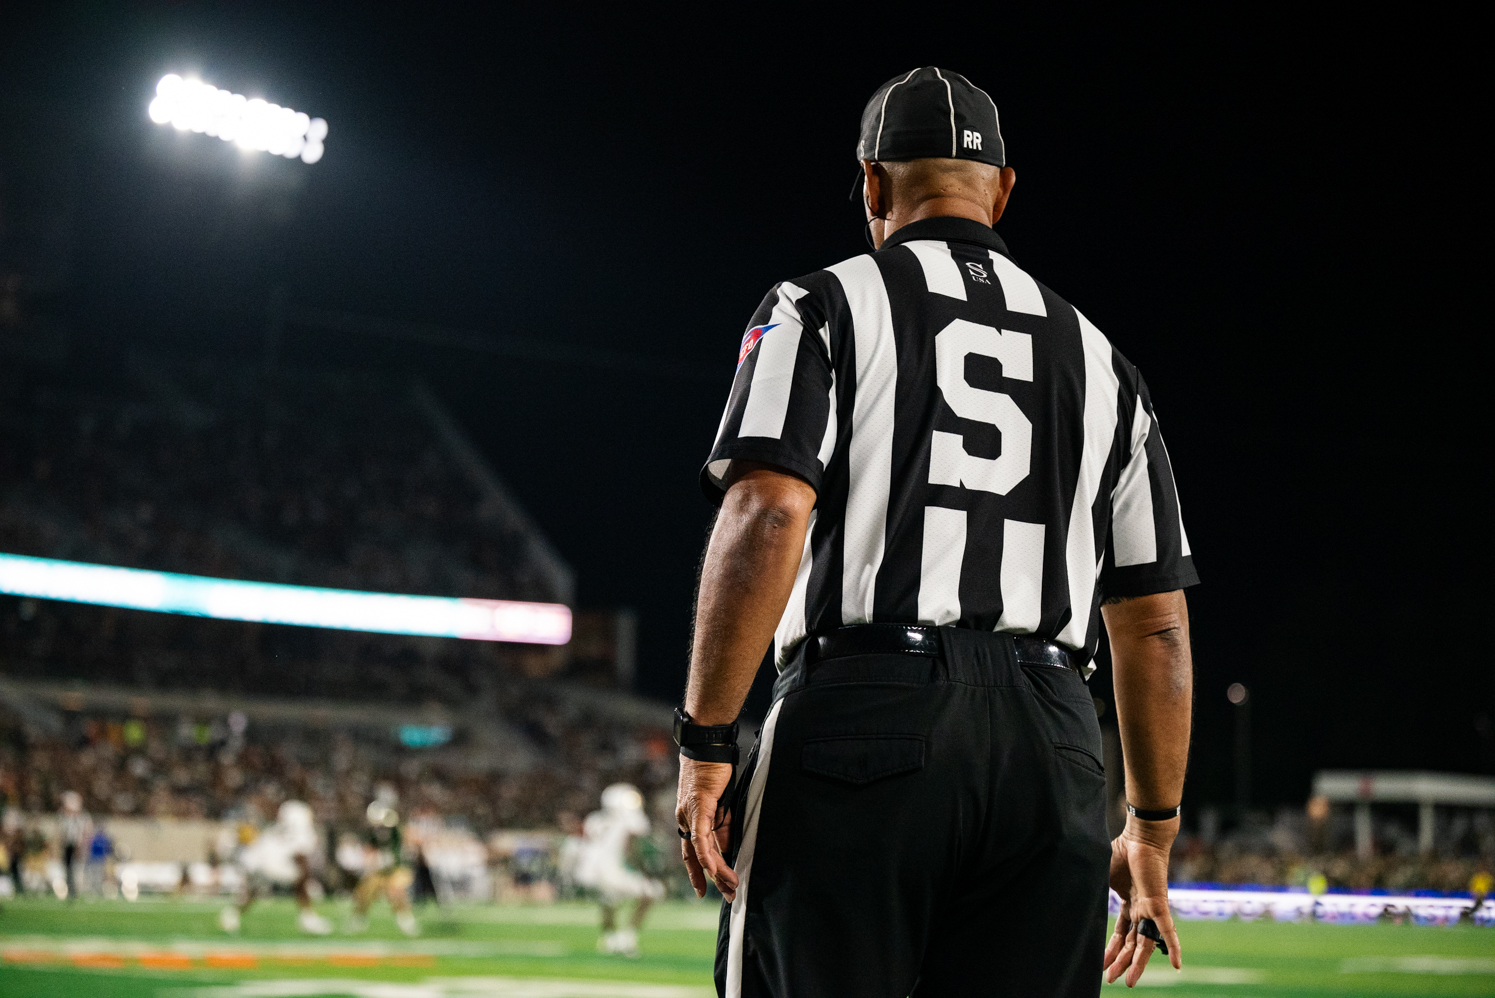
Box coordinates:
[726,697,785,998]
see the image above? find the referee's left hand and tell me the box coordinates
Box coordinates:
[1104,819,1183,987]
[676,756,738,901]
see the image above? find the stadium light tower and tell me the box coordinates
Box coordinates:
[148,74,327,164]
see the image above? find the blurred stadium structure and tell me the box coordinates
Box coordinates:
[0,343,688,905]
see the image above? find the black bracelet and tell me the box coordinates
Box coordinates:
[1126,801,1182,821]
[673,706,739,765]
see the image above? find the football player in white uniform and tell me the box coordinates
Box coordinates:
[219,801,332,935]
[572,783,663,957]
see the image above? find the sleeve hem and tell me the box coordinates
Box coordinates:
[1100,567,1200,600]
[699,442,825,505]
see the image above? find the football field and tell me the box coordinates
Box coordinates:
[0,897,1491,997]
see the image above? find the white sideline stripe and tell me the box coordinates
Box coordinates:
[987,250,1046,316]
[828,255,897,624]
[1341,956,1495,975]
[917,506,966,625]
[738,283,809,440]
[1110,397,1157,567]
[903,240,967,300]
[726,698,785,998]
[178,978,714,997]
[1055,310,1118,650]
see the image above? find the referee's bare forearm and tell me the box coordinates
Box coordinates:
[686,462,816,725]
[1103,590,1193,821]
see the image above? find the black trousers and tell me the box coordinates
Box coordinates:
[714,628,1111,998]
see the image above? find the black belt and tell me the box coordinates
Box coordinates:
[811,624,1079,674]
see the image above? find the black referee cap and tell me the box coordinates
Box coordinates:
[852,68,1005,198]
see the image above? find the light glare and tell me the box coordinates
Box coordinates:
[149,74,327,164]
[0,553,570,645]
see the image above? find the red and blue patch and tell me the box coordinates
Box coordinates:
[737,323,779,368]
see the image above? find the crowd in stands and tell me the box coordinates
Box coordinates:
[0,691,677,833]
[0,352,559,604]
[1169,833,1492,894]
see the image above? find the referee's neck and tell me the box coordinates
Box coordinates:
[863,160,1015,249]
[878,199,996,246]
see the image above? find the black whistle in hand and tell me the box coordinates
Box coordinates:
[1137,917,1169,956]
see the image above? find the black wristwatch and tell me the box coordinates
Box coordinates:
[673,706,739,764]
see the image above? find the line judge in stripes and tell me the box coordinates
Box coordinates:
[675,68,1197,997]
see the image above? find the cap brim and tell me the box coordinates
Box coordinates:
[848,166,865,201]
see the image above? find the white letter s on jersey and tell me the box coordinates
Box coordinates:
[928,318,1032,495]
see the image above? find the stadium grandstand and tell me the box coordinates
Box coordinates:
[0,347,677,843]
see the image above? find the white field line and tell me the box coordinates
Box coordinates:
[1341,956,1495,975]
[1105,965,1265,987]
[171,978,713,998]
[0,935,565,957]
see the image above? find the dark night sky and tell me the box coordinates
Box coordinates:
[0,3,1486,806]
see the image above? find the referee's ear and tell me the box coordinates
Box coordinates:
[990,166,1017,226]
[861,160,887,222]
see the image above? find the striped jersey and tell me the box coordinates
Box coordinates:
[701,216,1198,673]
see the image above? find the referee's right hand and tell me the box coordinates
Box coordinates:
[676,756,738,901]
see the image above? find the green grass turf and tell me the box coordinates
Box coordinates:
[0,896,1491,996]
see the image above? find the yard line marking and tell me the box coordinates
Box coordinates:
[140,952,194,969]
[326,954,380,967]
[173,978,715,998]
[70,952,127,969]
[1112,965,1265,987]
[205,953,259,969]
[1341,956,1495,975]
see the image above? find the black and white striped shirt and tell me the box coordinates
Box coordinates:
[701,216,1198,673]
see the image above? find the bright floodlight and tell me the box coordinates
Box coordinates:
[148,73,327,164]
[0,553,570,645]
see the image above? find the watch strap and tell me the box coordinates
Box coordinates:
[679,741,740,764]
[1126,801,1182,821]
[674,706,738,763]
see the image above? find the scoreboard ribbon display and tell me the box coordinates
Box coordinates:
[0,552,571,645]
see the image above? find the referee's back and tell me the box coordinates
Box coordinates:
[703,214,1197,672]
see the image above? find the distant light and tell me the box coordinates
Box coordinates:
[398,724,453,748]
[0,553,571,644]
[148,73,327,164]
[1227,682,1249,705]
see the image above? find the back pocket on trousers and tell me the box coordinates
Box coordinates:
[801,735,925,786]
[1054,742,1104,779]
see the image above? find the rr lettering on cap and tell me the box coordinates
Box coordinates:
[963,129,982,151]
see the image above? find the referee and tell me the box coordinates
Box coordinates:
[675,67,1197,997]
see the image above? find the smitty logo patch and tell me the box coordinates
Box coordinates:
[738,323,779,367]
